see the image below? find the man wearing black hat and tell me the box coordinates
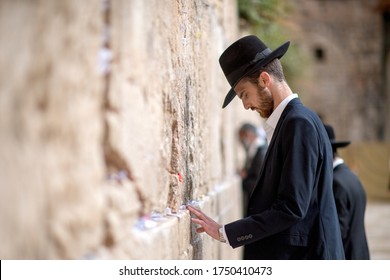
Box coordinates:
[188,35,345,259]
[324,124,370,260]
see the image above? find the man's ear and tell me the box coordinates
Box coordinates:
[258,72,271,87]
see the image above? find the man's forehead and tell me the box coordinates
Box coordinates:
[234,79,250,96]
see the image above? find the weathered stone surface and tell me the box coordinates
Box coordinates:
[287,0,383,141]
[0,0,104,259]
[0,0,251,259]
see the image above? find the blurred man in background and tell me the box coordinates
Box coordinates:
[238,123,267,215]
[324,124,370,259]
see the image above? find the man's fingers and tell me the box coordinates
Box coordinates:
[191,217,204,226]
[187,205,200,214]
[191,217,206,233]
[189,207,220,241]
[187,205,206,219]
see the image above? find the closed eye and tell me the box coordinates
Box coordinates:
[238,91,248,100]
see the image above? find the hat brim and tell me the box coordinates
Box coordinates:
[222,41,290,109]
[331,141,351,149]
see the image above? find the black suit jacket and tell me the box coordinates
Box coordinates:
[225,98,345,259]
[242,145,267,215]
[242,144,267,194]
[333,163,370,259]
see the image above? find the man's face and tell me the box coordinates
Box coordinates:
[239,131,251,150]
[234,78,274,118]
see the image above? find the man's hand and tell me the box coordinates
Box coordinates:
[187,205,221,241]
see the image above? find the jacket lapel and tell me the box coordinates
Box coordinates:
[249,98,301,197]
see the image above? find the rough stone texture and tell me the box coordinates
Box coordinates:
[0,0,104,259]
[0,0,252,260]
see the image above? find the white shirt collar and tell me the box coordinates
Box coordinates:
[264,93,298,144]
[333,157,344,169]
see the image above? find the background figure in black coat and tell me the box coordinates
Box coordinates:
[324,124,370,259]
[238,123,267,216]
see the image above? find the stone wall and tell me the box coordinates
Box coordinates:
[0,0,260,260]
[287,0,384,141]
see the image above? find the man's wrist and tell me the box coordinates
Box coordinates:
[218,226,226,243]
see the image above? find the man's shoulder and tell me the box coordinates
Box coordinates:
[335,164,360,180]
[283,101,322,129]
[255,144,267,155]
[287,99,316,114]
[283,106,319,127]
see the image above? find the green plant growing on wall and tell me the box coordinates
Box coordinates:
[238,0,308,92]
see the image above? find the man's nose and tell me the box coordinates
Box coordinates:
[243,100,250,110]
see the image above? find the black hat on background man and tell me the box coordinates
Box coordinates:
[324,124,351,152]
[219,35,290,108]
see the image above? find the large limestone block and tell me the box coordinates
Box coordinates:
[0,0,104,259]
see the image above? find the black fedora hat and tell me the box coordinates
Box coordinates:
[324,124,351,150]
[219,35,290,108]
